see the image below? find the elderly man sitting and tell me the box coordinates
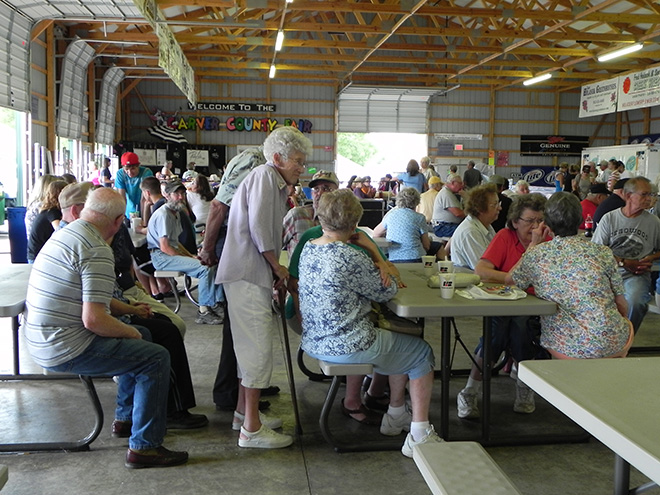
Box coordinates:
[431,174,466,237]
[147,180,224,324]
[417,176,443,223]
[24,188,188,468]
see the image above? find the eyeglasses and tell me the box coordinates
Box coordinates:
[488,201,502,208]
[518,217,542,225]
[313,184,335,193]
[632,191,653,198]
[287,157,306,168]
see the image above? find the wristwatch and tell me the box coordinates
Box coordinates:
[618,258,625,267]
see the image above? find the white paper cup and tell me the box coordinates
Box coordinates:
[440,273,455,299]
[437,260,454,274]
[422,255,436,277]
[130,217,140,233]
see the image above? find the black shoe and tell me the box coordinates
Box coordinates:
[162,291,175,298]
[215,400,270,412]
[152,293,165,301]
[260,386,280,397]
[166,410,209,429]
[125,446,188,469]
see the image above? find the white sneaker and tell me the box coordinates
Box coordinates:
[457,388,480,419]
[380,405,412,436]
[232,411,283,431]
[195,309,223,325]
[514,381,535,414]
[401,425,443,458]
[238,425,293,449]
[509,362,518,381]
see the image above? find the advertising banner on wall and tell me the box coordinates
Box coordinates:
[520,135,589,156]
[520,166,557,188]
[618,67,660,112]
[579,77,618,118]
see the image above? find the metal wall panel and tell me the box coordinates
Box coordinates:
[0,5,31,112]
[57,40,95,140]
[96,68,125,145]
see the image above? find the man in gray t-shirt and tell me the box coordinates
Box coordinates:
[431,175,466,237]
[592,176,660,333]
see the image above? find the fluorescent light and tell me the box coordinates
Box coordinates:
[275,31,284,51]
[523,73,552,86]
[286,0,294,3]
[597,43,643,62]
[269,64,276,78]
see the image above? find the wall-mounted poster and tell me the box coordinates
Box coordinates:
[579,77,618,118]
[618,68,660,112]
[133,148,157,166]
[187,149,209,166]
[520,135,589,156]
[157,148,167,166]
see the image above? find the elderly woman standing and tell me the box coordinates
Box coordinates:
[299,189,440,457]
[456,193,549,419]
[373,187,431,263]
[507,192,633,359]
[217,127,312,449]
[450,183,501,269]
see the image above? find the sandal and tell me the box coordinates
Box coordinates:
[341,399,382,425]
[364,392,390,413]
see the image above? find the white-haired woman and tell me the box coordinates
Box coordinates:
[217,126,313,450]
[299,189,440,457]
[374,187,431,263]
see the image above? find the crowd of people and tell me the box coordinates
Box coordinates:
[21,137,660,468]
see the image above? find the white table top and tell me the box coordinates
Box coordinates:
[0,264,32,318]
[519,358,660,486]
[129,230,147,248]
[387,264,556,318]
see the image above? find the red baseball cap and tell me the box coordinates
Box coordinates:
[121,152,140,167]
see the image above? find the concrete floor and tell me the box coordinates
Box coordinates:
[1,229,659,495]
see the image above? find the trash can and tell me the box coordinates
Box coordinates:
[7,206,28,263]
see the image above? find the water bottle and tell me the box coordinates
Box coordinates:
[584,214,593,237]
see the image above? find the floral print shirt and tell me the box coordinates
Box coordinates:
[511,235,629,358]
[299,241,397,356]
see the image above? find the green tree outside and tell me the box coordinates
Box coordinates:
[337,133,377,167]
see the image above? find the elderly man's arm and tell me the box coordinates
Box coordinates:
[159,236,191,257]
[82,301,142,339]
[199,199,228,266]
[263,250,288,289]
[447,206,466,219]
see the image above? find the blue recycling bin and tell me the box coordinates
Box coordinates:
[7,206,28,263]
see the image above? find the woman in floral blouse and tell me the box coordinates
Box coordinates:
[298,189,440,457]
[507,192,633,359]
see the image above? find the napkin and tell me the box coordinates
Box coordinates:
[456,284,527,300]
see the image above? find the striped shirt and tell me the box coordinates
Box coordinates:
[24,219,116,368]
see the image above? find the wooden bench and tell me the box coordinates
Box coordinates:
[317,360,401,453]
[413,441,522,495]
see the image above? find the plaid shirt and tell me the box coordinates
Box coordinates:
[282,205,316,254]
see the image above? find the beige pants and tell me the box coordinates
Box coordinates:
[123,285,187,337]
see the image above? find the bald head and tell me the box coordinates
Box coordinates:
[80,188,126,240]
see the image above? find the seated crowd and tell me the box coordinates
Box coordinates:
[22,142,660,468]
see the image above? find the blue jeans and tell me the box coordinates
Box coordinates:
[46,335,170,451]
[433,222,459,238]
[151,249,223,307]
[623,273,651,333]
[474,316,539,363]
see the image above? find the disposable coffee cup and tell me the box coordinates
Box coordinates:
[422,256,436,277]
[437,260,454,274]
[440,273,455,299]
[130,217,140,233]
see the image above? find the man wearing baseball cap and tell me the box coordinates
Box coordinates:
[282,170,339,253]
[580,182,610,229]
[115,151,154,219]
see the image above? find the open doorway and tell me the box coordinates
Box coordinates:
[336,132,427,187]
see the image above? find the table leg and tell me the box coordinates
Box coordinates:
[613,454,630,495]
[440,316,451,439]
[481,316,492,443]
[12,315,20,376]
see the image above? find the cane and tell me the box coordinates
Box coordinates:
[277,287,303,436]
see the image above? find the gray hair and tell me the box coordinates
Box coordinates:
[396,187,421,209]
[623,176,651,195]
[316,189,363,232]
[507,193,547,229]
[544,192,581,237]
[263,127,313,163]
[514,179,529,192]
[83,188,126,220]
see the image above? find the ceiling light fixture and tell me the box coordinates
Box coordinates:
[275,31,285,51]
[597,43,643,62]
[523,73,552,86]
[269,64,276,78]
